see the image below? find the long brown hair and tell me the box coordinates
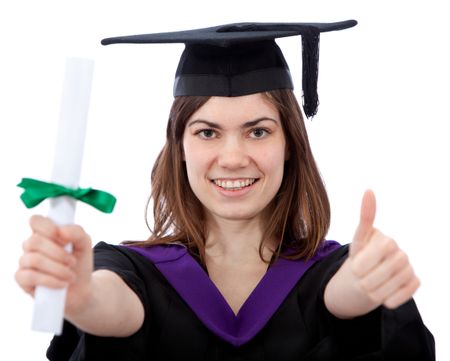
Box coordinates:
[126,89,330,264]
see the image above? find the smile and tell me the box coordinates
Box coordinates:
[212,178,258,190]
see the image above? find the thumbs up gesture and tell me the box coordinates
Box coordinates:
[324,190,421,319]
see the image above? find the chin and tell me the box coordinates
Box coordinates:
[210,207,263,222]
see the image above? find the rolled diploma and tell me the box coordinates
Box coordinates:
[32,57,94,334]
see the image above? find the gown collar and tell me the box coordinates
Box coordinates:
[125,240,340,346]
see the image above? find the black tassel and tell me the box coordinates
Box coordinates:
[301,28,320,119]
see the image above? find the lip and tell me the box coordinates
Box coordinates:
[210,178,259,198]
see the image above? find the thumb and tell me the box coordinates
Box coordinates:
[58,224,93,258]
[350,189,377,257]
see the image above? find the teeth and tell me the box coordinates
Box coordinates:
[213,178,256,190]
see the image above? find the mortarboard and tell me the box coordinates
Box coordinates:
[101,20,357,118]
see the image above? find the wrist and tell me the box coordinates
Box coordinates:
[64,278,95,324]
[324,258,379,319]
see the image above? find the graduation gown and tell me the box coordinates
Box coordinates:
[47,241,435,361]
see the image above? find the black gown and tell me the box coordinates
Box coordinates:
[47,241,435,361]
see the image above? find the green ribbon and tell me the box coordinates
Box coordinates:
[17,178,116,213]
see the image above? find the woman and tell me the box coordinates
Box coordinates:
[16,21,435,360]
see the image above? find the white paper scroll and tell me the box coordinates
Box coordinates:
[32,57,94,334]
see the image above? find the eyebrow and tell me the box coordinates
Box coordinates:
[187,117,279,129]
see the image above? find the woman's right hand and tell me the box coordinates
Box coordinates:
[15,215,94,317]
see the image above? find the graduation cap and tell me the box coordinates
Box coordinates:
[101,20,357,118]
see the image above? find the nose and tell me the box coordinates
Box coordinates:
[217,137,250,170]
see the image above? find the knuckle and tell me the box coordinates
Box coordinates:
[77,226,91,244]
[367,290,383,305]
[359,279,369,290]
[412,279,420,293]
[384,298,399,309]
[409,277,420,292]
[22,238,31,252]
[18,254,30,268]
[403,265,415,280]
[397,250,409,265]
[383,237,398,253]
[29,215,48,231]
[30,215,59,239]
[359,276,374,292]
[14,269,23,284]
[30,253,42,267]
[15,269,34,288]
[20,253,41,269]
[23,234,40,251]
[61,224,91,244]
[351,262,364,277]
[67,224,83,234]
[378,237,389,253]
[28,215,41,228]
[26,271,38,285]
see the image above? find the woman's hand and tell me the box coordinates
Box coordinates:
[15,215,144,337]
[324,190,421,319]
[15,215,94,316]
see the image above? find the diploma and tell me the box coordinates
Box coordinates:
[32,57,94,334]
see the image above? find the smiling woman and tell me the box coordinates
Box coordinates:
[142,90,331,265]
[14,21,435,361]
[183,94,287,232]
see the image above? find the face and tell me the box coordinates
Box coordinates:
[182,93,287,222]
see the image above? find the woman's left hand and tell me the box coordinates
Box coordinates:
[324,190,421,318]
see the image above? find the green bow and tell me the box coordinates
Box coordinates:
[17,178,116,213]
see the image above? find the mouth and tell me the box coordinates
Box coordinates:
[211,178,259,191]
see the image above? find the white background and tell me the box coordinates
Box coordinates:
[0,0,448,359]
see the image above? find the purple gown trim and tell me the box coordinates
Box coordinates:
[124,240,341,346]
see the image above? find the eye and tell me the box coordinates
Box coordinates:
[195,129,217,139]
[249,128,270,139]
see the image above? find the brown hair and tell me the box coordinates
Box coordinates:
[126,89,330,264]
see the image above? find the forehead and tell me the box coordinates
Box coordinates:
[188,93,279,126]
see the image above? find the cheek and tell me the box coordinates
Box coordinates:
[183,143,211,180]
[258,144,286,171]
[182,139,198,169]
[254,155,285,195]
[266,147,287,190]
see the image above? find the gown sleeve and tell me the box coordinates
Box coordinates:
[299,244,435,361]
[46,241,151,361]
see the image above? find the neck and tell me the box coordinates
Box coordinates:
[204,214,275,263]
